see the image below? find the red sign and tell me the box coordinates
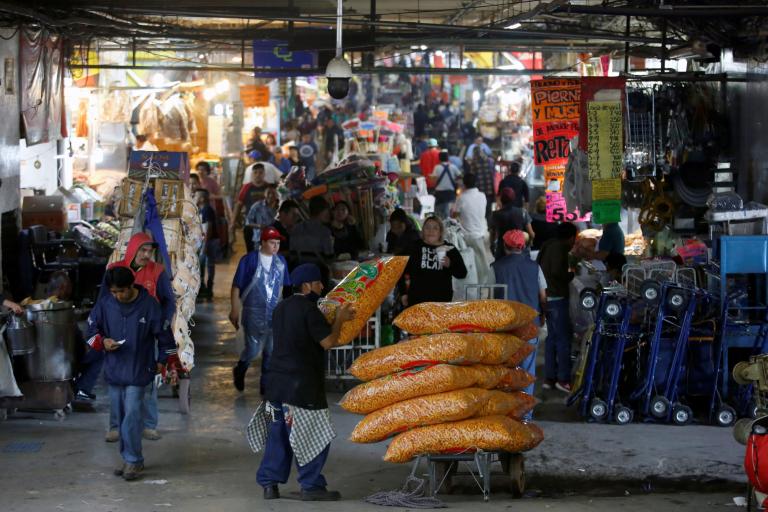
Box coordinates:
[531,79,588,222]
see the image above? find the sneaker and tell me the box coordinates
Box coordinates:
[555,381,572,393]
[75,390,96,401]
[105,430,120,443]
[300,489,342,501]
[122,463,144,481]
[263,485,280,500]
[542,380,555,390]
[143,428,161,441]
[233,363,246,392]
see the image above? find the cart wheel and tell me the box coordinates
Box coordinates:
[603,298,623,320]
[53,409,66,422]
[666,290,689,314]
[716,406,736,427]
[672,404,693,426]
[579,288,599,311]
[614,405,634,425]
[589,398,609,421]
[433,461,454,494]
[733,361,752,386]
[640,280,661,305]
[507,454,525,498]
[650,396,670,419]
[178,378,191,415]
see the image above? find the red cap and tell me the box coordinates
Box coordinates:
[503,229,527,250]
[260,227,286,242]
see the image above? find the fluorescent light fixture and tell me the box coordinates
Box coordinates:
[420,45,428,51]
[506,22,522,30]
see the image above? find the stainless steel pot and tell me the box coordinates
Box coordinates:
[6,314,36,355]
[22,301,76,381]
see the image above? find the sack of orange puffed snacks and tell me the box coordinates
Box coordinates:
[496,367,536,391]
[510,322,540,342]
[350,388,489,443]
[318,256,408,345]
[341,364,521,415]
[384,415,544,463]
[349,333,525,381]
[475,390,538,419]
[506,342,535,367]
[394,300,537,335]
[340,364,478,415]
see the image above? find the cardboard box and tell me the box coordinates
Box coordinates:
[154,179,185,218]
[119,179,145,218]
[21,196,68,231]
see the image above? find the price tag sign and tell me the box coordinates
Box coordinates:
[592,178,622,201]
[592,199,621,224]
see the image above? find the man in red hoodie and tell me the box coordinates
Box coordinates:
[101,232,177,443]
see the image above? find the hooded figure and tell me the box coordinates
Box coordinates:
[106,232,176,328]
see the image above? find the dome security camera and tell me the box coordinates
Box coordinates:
[326,56,352,99]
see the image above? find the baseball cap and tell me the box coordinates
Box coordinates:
[260,227,286,242]
[428,138,439,147]
[500,187,517,205]
[503,230,528,251]
[290,263,322,286]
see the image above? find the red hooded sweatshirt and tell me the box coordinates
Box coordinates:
[109,232,165,300]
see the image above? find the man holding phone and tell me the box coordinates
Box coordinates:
[86,267,177,481]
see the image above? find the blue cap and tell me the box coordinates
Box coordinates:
[290,263,322,287]
[428,138,438,147]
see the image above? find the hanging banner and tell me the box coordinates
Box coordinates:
[531,79,580,124]
[531,78,588,222]
[587,101,624,180]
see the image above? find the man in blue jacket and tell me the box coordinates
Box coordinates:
[86,267,177,481]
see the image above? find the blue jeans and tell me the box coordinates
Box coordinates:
[239,327,273,394]
[545,298,572,383]
[256,401,330,491]
[110,381,158,431]
[520,337,539,420]
[109,385,146,464]
[76,349,104,394]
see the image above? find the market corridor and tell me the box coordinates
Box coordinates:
[0,253,751,511]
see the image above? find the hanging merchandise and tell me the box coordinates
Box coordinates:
[638,178,675,232]
[75,98,89,138]
[624,87,658,181]
[101,89,132,123]
[138,94,161,138]
[159,94,190,142]
[563,143,592,216]
[20,26,65,146]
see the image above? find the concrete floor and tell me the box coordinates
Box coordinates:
[0,250,751,511]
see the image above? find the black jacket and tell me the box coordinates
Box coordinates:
[400,240,468,305]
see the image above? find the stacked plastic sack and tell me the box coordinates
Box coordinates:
[340,300,544,463]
